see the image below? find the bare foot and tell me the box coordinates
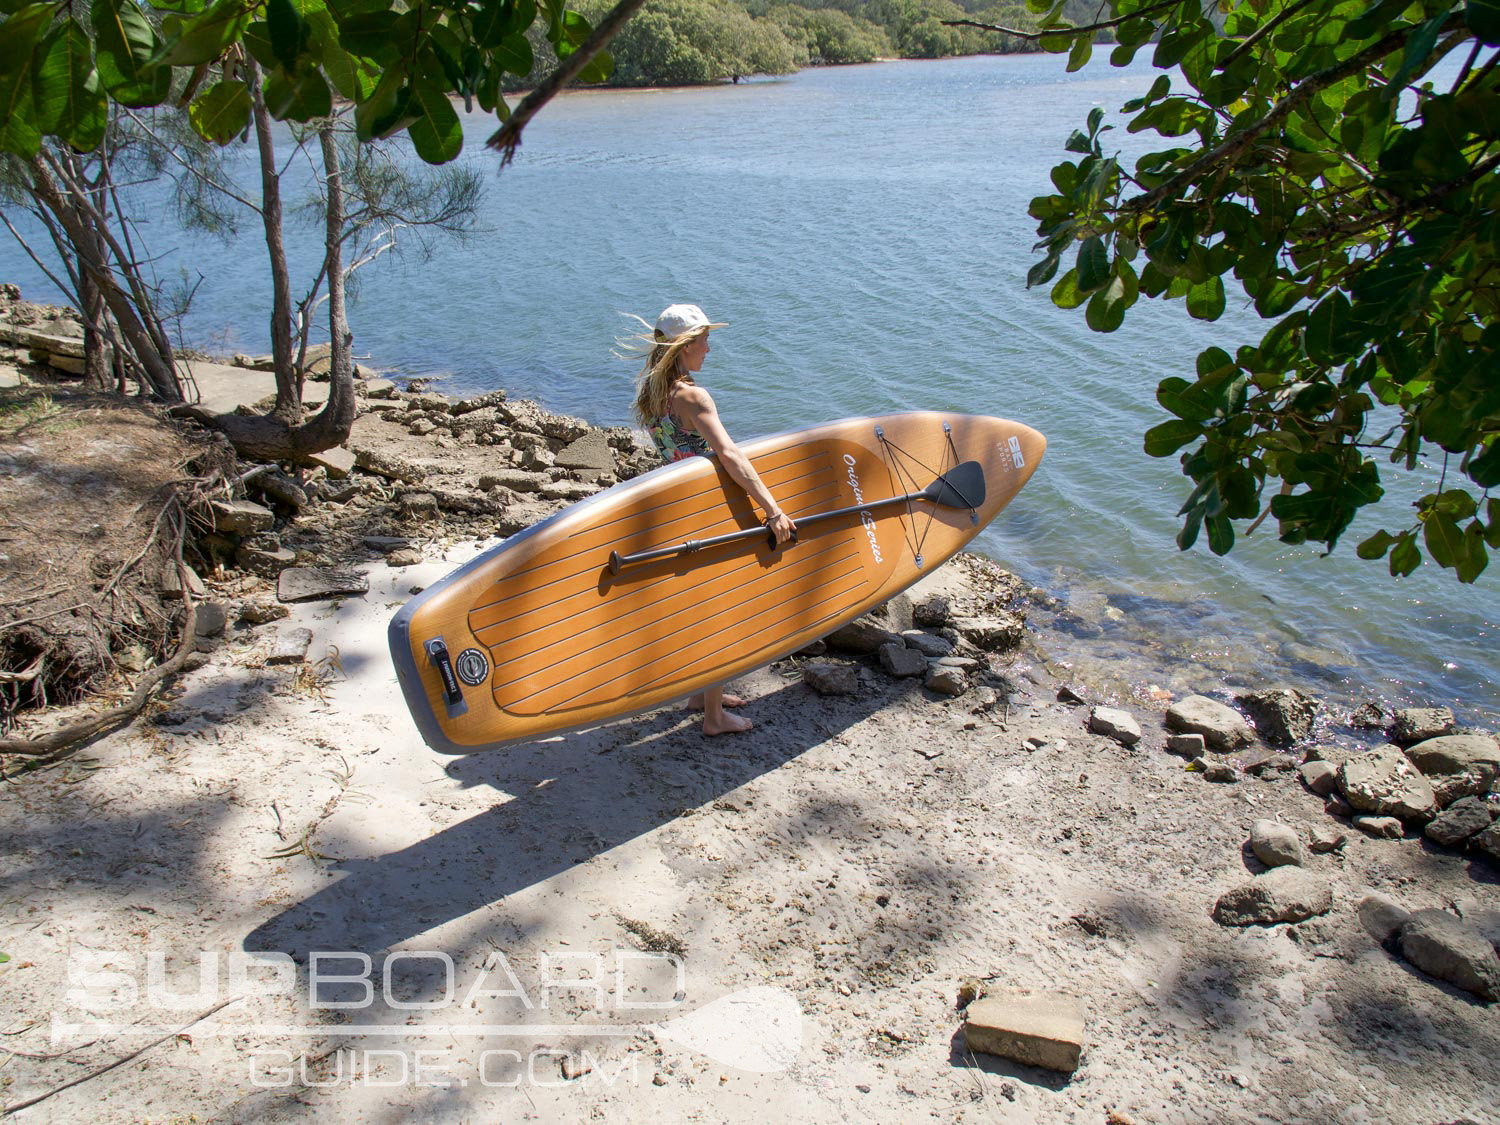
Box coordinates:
[703,711,753,736]
[688,692,747,709]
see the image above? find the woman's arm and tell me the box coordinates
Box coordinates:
[674,385,796,545]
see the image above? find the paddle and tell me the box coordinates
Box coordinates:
[607,459,987,574]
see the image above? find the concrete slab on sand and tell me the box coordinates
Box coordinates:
[182,359,327,415]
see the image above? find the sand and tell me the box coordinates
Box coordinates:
[2,537,1498,1124]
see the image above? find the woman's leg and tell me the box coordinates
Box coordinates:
[688,690,746,708]
[701,684,752,735]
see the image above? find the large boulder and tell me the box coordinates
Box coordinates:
[1167,695,1254,751]
[1236,687,1319,746]
[1404,734,1500,807]
[1338,744,1437,822]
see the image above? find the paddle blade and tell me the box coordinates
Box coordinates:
[924,460,987,510]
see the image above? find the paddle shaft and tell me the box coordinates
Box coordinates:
[609,488,925,574]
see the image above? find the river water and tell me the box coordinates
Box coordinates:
[3,53,1495,727]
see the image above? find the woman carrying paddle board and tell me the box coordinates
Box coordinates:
[628,303,797,736]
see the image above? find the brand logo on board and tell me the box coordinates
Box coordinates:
[1007,436,1025,469]
[842,454,883,564]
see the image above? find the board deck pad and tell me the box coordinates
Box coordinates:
[390,412,1045,751]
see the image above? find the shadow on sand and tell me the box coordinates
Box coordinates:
[242,677,888,965]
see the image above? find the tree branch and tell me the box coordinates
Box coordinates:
[487,0,654,164]
[943,0,1177,40]
[1121,21,1437,214]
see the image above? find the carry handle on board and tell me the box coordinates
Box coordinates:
[607,460,987,575]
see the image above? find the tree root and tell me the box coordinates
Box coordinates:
[0,508,205,760]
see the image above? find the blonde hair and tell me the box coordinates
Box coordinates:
[618,315,706,427]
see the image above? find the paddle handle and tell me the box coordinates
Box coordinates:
[607,490,915,575]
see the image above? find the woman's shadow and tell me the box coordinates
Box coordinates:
[243,677,883,962]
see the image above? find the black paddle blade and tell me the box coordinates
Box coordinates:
[922,460,987,510]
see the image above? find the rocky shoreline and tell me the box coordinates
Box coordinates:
[2,304,1498,1121]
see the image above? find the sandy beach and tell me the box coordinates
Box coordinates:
[2,355,1498,1124]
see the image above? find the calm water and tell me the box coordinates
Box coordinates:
[4,54,1495,726]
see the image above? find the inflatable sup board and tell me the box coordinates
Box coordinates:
[389,411,1044,751]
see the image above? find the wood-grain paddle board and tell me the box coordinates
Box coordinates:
[389,411,1044,751]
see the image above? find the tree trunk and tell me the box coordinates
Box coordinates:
[25,155,183,403]
[249,61,300,425]
[79,270,111,391]
[175,125,356,461]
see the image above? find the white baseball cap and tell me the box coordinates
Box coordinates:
[655,303,726,339]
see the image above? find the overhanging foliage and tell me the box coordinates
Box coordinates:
[1021,0,1499,582]
[0,0,618,165]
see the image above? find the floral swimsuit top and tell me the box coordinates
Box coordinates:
[648,389,711,463]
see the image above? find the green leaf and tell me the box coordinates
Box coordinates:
[1050,268,1085,310]
[321,43,376,100]
[1085,260,1137,333]
[1086,276,1126,332]
[334,9,401,58]
[574,46,612,85]
[1468,439,1500,488]
[494,31,533,77]
[408,77,461,164]
[1303,290,1359,364]
[1467,0,1500,45]
[33,17,107,151]
[1186,276,1225,320]
[1456,524,1488,582]
[1390,533,1421,576]
[1144,418,1203,457]
[187,78,250,142]
[263,65,330,120]
[93,0,172,107]
[1206,513,1234,555]
[1076,236,1109,293]
[1178,504,1203,550]
[1027,251,1060,289]
[267,0,306,73]
[1423,509,1465,569]
[155,0,253,66]
[353,65,412,140]
[1357,530,1396,560]
[0,4,52,159]
[1067,34,1091,72]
